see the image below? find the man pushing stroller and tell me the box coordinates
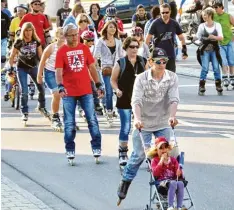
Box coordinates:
[117,48,180,203]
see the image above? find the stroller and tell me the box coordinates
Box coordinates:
[140,128,196,210]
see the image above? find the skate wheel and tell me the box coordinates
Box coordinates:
[117,198,122,206]
[218,92,223,96]
[68,159,75,166]
[198,92,205,96]
[23,121,27,127]
[95,157,100,164]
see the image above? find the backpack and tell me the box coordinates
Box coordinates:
[118,56,145,80]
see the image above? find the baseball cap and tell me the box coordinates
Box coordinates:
[155,137,169,149]
[137,4,144,10]
[150,48,168,60]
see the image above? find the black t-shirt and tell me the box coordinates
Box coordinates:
[149,18,183,58]
[1,11,11,39]
[56,8,72,27]
[90,14,104,33]
[108,45,116,54]
[14,39,41,68]
[132,12,151,31]
[116,56,146,109]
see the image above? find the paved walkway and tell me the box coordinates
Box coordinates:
[1,175,52,210]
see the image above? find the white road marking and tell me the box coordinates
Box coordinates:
[178,119,199,127]
[219,134,234,139]
[179,84,215,87]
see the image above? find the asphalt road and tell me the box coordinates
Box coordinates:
[2,75,234,210]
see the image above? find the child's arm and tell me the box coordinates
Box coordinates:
[151,157,164,178]
[173,158,183,178]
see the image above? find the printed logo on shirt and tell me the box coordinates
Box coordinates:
[67,50,84,72]
[20,42,37,59]
[161,32,172,41]
[61,12,70,20]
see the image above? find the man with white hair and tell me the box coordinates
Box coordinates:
[55,23,104,165]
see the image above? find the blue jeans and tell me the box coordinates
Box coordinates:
[17,67,45,113]
[219,41,234,67]
[1,38,7,57]
[122,128,172,181]
[118,109,132,143]
[44,69,58,93]
[102,75,113,110]
[200,51,221,80]
[62,94,101,152]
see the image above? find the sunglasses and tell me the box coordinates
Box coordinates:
[159,145,169,150]
[87,39,94,42]
[152,58,168,64]
[129,45,139,49]
[80,20,88,23]
[161,11,170,14]
[34,3,41,6]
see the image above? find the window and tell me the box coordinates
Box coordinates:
[113,0,130,6]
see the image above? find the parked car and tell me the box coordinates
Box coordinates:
[100,0,159,23]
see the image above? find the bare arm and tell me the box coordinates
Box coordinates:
[9,47,18,67]
[110,62,120,91]
[56,68,63,84]
[230,15,234,26]
[37,45,43,60]
[88,63,100,83]
[177,33,186,46]
[38,44,53,78]
[56,16,60,28]
[145,34,153,46]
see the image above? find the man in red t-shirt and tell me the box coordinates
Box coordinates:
[55,23,104,164]
[19,0,50,49]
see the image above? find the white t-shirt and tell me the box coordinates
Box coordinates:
[196,22,223,40]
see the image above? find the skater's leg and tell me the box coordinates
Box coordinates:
[167,180,177,208]
[80,94,101,150]
[226,41,234,87]
[102,75,113,111]
[118,109,132,166]
[210,51,221,81]
[44,69,60,114]
[200,51,210,81]
[63,96,77,152]
[29,67,46,109]
[17,68,29,114]
[122,129,152,181]
[176,181,185,208]
[118,109,132,146]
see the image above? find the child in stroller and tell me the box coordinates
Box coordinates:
[149,136,187,210]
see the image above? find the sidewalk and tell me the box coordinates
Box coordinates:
[1,175,52,210]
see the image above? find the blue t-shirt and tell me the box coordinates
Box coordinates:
[148,18,182,58]
[63,15,77,27]
[2,8,12,18]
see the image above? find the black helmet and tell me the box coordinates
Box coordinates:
[15,4,29,13]
[212,0,223,7]
[106,6,117,17]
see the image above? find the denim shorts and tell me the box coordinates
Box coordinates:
[44,69,58,93]
[219,41,234,67]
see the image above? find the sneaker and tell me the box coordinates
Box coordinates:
[21,113,28,121]
[167,207,175,210]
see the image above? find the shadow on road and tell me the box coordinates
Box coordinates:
[2,149,234,210]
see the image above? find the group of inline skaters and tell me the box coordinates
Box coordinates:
[1,0,234,209]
